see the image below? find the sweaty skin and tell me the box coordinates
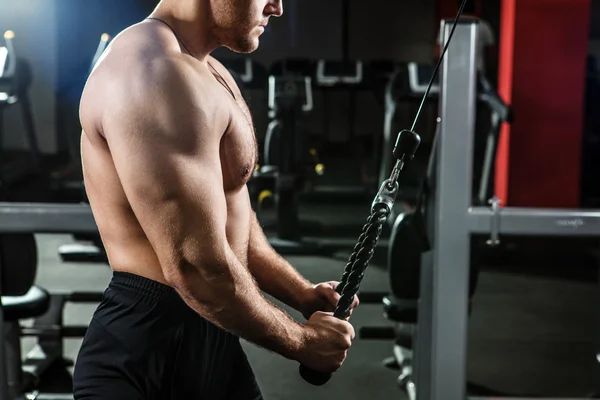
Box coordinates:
[79,2,354,374]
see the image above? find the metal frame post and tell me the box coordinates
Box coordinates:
[0,260,10,400]
[415,20,479,400]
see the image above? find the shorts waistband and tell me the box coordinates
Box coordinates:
[109,271,182,305]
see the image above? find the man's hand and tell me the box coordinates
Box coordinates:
[300,281,360,320]
[298,311,355,373]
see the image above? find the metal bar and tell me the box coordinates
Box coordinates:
[416,21,479,400]
[0,227,9,400]
[89,33,111,75]
[341,0,349,62]
[358,326,395,340]
[596,266,600,395]
[355,291,387,304]
[60,326,88,337]
[33,394,74,400]
[468,206,600,236]
[2,32,16,80]
[0,203,96,234]
[20,326,88,338]
[0,303,10,400]
[19,92,42,171]
[65,292,104,303]
[0,47,7,77]
[415,251,434,399]
[469,398,590,400]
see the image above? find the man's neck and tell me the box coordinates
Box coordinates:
[150,0,219,61]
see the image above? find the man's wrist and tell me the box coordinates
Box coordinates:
[294,281,317,316]
[299,279,315,297]
[281,319,308,361]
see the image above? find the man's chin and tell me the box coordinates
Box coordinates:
[225,40,259,54]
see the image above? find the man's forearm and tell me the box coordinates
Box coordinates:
[169,255,306,360]
[247,213,313,311]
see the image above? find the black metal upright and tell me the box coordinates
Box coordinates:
[276,106,302,241]
[341,0,350,62]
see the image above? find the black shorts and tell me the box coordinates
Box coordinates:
[73,271,263,400]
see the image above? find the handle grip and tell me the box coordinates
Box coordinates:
[299,286,351,386]
[299,364,332,386]
[298,208,387,386]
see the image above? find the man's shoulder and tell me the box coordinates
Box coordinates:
[98,26,192,86]
[82,25,229,133]
[88,44,206,113]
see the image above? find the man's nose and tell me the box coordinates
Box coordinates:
[267,0,283,17]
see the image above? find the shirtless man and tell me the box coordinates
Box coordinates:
[72,0,357,399]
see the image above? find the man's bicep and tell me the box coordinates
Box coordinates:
[104,99,229,276]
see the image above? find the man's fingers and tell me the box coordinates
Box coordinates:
[314,311,335,319]
[330,282,359,308]
[327,290,341,308]
[344,309,353,320]
[317,283,341,306]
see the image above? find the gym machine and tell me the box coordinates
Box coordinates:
[378,59,504,222]
[0,202,99,400]
[377,62,439,226]
[307,59,385,200]
[303,0,396,202]
[259,61,377,253]
[360,66,513,398]
[379,62,438,192]
[0,31,42,190]
[257,67,324,255]
[254,59,315,200]
[373,20,598,400]
[414,20,600,400]
[307,60,376,200]
[57,237,105,264]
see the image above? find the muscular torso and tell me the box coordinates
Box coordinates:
[80,22,257,285]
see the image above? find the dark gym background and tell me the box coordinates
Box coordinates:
[0,0,465,156]
[5,0,600,157]
[2,1,600,399]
